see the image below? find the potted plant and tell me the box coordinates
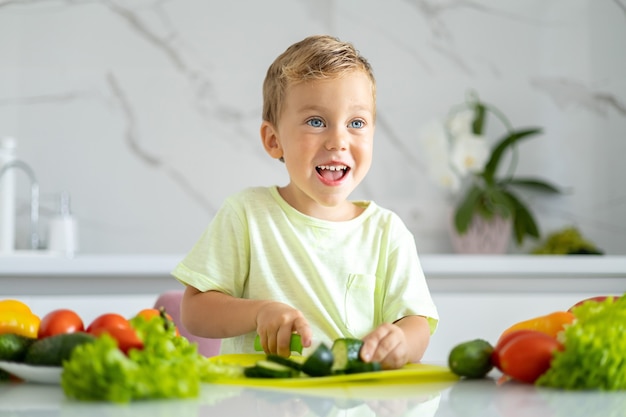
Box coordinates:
[419,91,562,249]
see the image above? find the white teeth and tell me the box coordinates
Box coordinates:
[317,165,347,171]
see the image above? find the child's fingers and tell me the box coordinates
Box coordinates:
[293,316,313,348]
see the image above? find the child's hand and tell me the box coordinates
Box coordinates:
[359,323,411,370]
[255,301,312,357]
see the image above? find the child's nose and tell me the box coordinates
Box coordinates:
[325,127,348,151]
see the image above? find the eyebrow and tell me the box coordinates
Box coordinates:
[295,103,374,115]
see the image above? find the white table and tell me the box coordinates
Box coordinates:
[1,374,623,417]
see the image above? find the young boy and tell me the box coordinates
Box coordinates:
[172,35,438,369]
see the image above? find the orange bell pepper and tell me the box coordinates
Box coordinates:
[497,310,575,343]
[0,299,40,338]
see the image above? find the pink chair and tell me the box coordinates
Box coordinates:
[153,290,221,357]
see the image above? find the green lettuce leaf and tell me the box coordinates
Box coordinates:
[536,294,626,390]
[61,314,208,403]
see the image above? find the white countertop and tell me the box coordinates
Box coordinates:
[2,254,626,295]
[2,253,626,276]
[1,374,623,417]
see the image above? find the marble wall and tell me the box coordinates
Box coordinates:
[1,0,625,255]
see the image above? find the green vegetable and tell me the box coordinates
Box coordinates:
[244,360,300,378]
[536,294,626,390]
[266,354,303,372]
[0,333,35,362]
[61,315,212,403]
[532,226,603,255]
[331,338,363,373]
[24,332,95,366]
[343,361,382,374]
[448,339,494,379]
[301,343,334,377]
[253,333,303,354]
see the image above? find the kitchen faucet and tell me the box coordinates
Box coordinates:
[0,160,40,250]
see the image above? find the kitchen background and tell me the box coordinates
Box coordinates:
[1,0,625,256]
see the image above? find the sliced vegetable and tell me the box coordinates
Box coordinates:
[266,354,303,372]
[301,343,334,377]
[344,361,382,374]
[331,338,363,373]
[244,360,300,378]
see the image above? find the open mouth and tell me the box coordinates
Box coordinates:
[316,165,350,181]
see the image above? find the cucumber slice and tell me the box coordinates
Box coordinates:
[253,334,303,354]
[266,354,303,372]
[344,361,382,374]
[244,360,300,379]
[301,343,334,377]
[331,338,364,372]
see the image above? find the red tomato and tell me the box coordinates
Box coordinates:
[497,330,563,384]
[90,326,143,354]
[492,329,538,370]
[86,313,131,334]
[38,309,84,338]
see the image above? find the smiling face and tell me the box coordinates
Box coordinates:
[261,70,375,221]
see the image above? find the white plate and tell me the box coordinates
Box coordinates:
[0,361,62,384]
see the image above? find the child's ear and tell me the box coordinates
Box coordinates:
[260,121,284,160]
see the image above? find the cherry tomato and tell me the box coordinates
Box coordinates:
[135,308,180,336]
[90,326,143,354]
[497,330,563,384]
[38,309,84,338]
[86,313,131,334]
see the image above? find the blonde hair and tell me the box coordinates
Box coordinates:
[262,35,376,126]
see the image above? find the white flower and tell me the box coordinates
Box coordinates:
[447,109,474,137]
[419,120,464,192]
[430,163,462,193]
[449,132,490,176]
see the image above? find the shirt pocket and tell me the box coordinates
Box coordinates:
[343,273,377,337]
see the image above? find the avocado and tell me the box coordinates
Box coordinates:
[24,332,96,366]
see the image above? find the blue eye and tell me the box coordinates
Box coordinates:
[307,118,325,128]
[350,119,365,129]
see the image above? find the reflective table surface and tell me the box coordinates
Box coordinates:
[1,375,624,417]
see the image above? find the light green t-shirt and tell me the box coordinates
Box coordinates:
[172,186,438,355]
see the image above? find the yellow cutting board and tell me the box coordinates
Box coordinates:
[206,354,458,388]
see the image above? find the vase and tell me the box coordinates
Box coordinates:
[448,213,513,254]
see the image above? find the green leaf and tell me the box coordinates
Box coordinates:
[483,128,542,183]
[454,185,483,233]
[472,102,486,135]
[502,190,540,244]
[505,177,563,194]
[476,186,514,219]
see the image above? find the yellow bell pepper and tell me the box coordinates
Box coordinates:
[0,299,40,338]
